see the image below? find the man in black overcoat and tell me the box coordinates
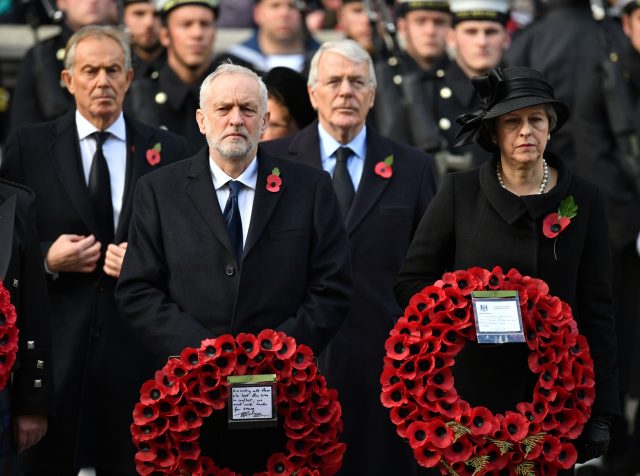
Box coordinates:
[0,179,54,475]
[1,26,187,475]
[115,63,352,473]
[261,39,437,476]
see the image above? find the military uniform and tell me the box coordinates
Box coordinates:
[0,179,54,475]
[8,26,74,131]
[428,60,492,169]
[125,61,215,156]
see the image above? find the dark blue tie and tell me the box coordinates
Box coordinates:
[223,180,243,265]
[89,131,114,243]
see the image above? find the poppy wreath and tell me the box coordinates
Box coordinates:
[131,330,346,475]
[0,280,19,391]
[381,267,595,475]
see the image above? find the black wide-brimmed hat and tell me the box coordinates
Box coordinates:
[455,66,569,151]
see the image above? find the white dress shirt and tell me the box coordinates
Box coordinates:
[76,111,127,231]
[318,123,367,191]
[209,156,258,246]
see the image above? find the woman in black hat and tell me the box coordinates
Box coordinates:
[394,66,620,470]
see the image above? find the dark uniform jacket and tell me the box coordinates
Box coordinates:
[395,154,620,419]
[428,61,493,170]
[505,0,625,169]
[0,180,54,473]
[0,111,187,473]
[115,147,352,473]
[261,123,437,476]
[9,25,74,131]
[125,61,215,156]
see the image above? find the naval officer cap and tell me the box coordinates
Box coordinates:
[156,0,219,19]
[449,0,509,25]
[397,0,451,16]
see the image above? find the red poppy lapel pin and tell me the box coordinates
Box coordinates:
[266,167,282,193]
[543,195,578,260]
[375,155,394,179]
[146,142,162,166]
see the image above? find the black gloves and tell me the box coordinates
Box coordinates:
[575,413,612,464]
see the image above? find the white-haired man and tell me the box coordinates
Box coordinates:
[116,63,352,473]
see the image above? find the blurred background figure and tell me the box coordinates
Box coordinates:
[123,0,165,79]
[574,0,640,474]
[222,0,320,74]
[261,66,315,141]
[396,0,451,74]
[337,0,373,53]
[216,0,255,27]
[8,0,116,132]
[125,0,218,156]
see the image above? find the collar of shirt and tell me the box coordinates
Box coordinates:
[318,123,367,191]
[76,110,126,142]
[209,155,258,246]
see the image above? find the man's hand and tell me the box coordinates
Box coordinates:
[46,234,101,273]
[104,242,128,278]
[12,414,48,452]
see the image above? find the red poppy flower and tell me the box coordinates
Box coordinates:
[502,412,529,442]
[442,437,473,463]
[257,329,283,353]
[468,406,495,436]
[427,368,454,391]
[266,452,293,474]
[385,334,412,361]
[425,419,454,449]
[234,333,259,359]
[276,333,297,360]
[556,442,578,469]
[543,212,571,238]
[390,402,418,426]
[266,167,282,192]
[146,146,161,166]
[406,421,431,449]
[140,380,166,405]
[292,345,314,369]
[163,357,187,381]
[133,402,159,425]
[414,445,442,467]
[381,381,408,408]
[374,158,393,178]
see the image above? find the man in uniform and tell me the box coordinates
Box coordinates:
[125,0,218,156]
[9,0,115,131]
[428,0,510,175]
[261,39,436,476]
[123,0,165,80]
[2,25,186,475]
[222,0,320,75]
[396,0,451,75]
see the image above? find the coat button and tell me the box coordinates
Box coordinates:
[34,379,42,389]
[225,265,235,276]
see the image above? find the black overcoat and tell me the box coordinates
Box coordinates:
[0,111,187,473]
[395,154,620,419]
[115,147,352,473]
[261,123,437,476]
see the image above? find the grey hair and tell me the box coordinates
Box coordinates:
[199,62,268,115]
[64,25,132,73]
[307,39,377,90]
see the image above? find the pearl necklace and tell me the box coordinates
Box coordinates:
[497,159,549,194]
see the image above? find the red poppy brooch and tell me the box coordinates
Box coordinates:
[146,143,162,166]
[382,267,595,475]
[374,155,394,179]
[543,196,577,239]
[131,330,345,475]
[0,280,19,391]
[266,167,282,193]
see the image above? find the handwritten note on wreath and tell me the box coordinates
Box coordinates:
[231,385,273,420]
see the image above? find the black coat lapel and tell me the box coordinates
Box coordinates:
[185,149,234,255]
[284,122,323,169]
[50,112,98,234]
[346,128,392,233]
[0,195,16,280]
[243,149,283,259]
[115,117,154,242]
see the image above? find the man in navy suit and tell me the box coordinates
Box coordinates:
[261,39,437,476]
[1,25,187,475]
[115,63,352,473]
